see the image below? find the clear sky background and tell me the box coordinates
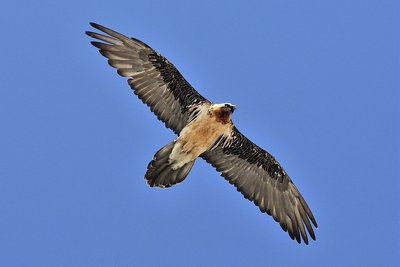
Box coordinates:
[0,1,399,266]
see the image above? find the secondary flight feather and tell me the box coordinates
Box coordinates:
[86,22,318,244]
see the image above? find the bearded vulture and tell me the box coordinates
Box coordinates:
[86,23,318,244]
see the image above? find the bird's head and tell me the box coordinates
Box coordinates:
[210,103,236,124]
[223,103,237,113]
[211,103,236,113]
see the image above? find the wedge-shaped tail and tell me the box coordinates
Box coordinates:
[145,141,195,188]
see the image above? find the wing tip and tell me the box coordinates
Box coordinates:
[89,22,101,29]
[311,216,318,228]
[88,22,106,34]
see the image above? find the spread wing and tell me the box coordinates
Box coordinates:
[86,23,208,135]
[201,127,318,244]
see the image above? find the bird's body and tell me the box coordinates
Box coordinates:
[170,103,233,169]
[86,23,318,244]
[145,102,235,188]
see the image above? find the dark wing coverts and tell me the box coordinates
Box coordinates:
[86,23,207,134]
[202,128,318,244]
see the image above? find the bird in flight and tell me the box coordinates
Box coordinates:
[86,23,318,244]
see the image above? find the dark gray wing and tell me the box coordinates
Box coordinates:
[86,23,208,135]
[201,127,318,244]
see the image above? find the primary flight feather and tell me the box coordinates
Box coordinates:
[86,22,318,244]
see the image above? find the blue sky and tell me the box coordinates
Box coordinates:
[0,0,399,266]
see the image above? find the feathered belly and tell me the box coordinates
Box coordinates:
[169,113,232,169]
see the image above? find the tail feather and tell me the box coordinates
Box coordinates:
[145,141,195,188]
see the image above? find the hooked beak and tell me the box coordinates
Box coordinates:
[224,104,236,113]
